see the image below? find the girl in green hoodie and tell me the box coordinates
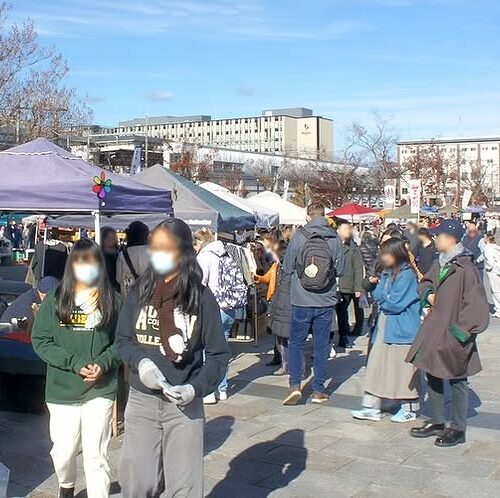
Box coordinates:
[32,239,121,498]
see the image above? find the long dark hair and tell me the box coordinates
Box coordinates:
[55,238,116,327]
[379,237,411,279]
[136,218,203,315]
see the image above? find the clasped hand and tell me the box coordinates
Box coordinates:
[79,364,103,384]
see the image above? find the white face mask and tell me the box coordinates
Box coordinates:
[150,251,177,275]
[73,263,100,285]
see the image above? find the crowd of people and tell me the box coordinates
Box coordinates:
[0,209,495,498]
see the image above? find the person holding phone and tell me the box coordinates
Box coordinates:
[32,239,121,498]
[115,218,230,498]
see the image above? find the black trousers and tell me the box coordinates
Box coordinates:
[426,374,468,432]
[336,292,364,340]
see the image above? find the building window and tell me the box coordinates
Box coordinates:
[402,187,408,195]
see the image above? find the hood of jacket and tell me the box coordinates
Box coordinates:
[306,217,339,239]
[199,240,226,257]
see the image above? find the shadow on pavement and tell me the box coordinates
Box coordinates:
[204,415,235,454]
[207,429,307,497]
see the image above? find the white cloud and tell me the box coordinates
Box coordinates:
[17,0,368,41]
[145,90,175,102]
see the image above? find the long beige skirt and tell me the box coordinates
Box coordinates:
[363,312,419,400]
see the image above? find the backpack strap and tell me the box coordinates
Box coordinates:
[122,247,139,280]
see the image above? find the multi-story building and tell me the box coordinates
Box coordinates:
[104,107,333,160]
[397,136,500,204]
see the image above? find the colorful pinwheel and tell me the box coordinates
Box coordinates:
[92,171,112,200]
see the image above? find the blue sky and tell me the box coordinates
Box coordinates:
[14,0,500,151]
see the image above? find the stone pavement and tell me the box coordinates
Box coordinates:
[2,321,500,497]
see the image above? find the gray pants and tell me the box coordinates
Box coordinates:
[427,374,468,432]
[120,387,205,498]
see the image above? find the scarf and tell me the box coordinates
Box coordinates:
[439,242,464,269]
[151,277,187,363]
[74,288,102,328]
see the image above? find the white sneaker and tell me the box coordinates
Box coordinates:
[218,391,228,401]
[329,345,337,359]
[351,407,382,421]
[391,408,417,423]
[203,393,217,405]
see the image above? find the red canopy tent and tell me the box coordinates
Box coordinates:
[327,203,379,218]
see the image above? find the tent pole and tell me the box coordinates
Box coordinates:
[40,226,48,279]
[93,210,101,245]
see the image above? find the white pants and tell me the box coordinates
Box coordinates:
[47,397,114,498]
[491,291,500,315]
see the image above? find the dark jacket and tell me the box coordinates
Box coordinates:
[360,239,379,276]
[115,286,230,398]
[283,217,345,307]
[416,241,437,275]
[338,240,364,294]
[268,266,291,338]
[407,253,489,379]
[462,234,484,269]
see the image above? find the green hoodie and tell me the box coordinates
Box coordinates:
[32,291,121,404]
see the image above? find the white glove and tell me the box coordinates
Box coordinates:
[168,384,195,406]
[138,359,168,391]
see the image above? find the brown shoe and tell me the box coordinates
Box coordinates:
[283,385,302,405]
[311,391,329,404]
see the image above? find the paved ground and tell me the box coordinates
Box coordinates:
[1,319,500,497]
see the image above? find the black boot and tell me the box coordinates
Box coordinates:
[410,422,446,438]
[266,345,282,366]
[435,427,466,447]
[59,487,74,498]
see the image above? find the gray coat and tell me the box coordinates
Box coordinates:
[283,217,345,307]
[338,241,364,294]
[407,253,489,379]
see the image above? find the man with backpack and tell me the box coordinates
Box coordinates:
[282,203,345,405]
[194,228,247,404]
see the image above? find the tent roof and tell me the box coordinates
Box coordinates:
[199,182,279,229]
[381,204,417,219]
[134,165,256,232]
[246,191,307,225]
[0,138,172,215]
[328,203,379,217]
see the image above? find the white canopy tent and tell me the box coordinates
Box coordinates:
[246,191,307,226]
[199,182,279,229]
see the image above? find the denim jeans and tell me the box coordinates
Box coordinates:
[218,309,236,393]
[289,305,334,393]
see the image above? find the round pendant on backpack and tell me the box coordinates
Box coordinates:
[304,262,319,278]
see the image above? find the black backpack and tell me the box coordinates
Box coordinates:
[296,228,335,292]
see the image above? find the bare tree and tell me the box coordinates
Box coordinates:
[246,157,278,191]
[345,112,399,188]
[170,144,214,183]
[0,3,92,142]
[462,161,490,205]
[401,142,458,203]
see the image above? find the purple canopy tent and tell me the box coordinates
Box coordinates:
[0,138,173,242]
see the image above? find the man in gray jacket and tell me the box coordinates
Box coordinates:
[282,203,345,405]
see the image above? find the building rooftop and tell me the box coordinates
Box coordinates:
[398,136,500,146]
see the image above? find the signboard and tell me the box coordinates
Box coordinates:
[462,189,473,210]
[383,179,397,210]
[409,179,421,214]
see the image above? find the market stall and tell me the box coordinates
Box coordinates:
[200,181,279,229]
[245,191,307,226]
[0,138,173,241]
[133,165,256,232]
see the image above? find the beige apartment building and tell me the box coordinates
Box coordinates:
[397,136,500,203]
[105,107,333,160]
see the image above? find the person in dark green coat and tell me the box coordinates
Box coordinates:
[32,239,121,498]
